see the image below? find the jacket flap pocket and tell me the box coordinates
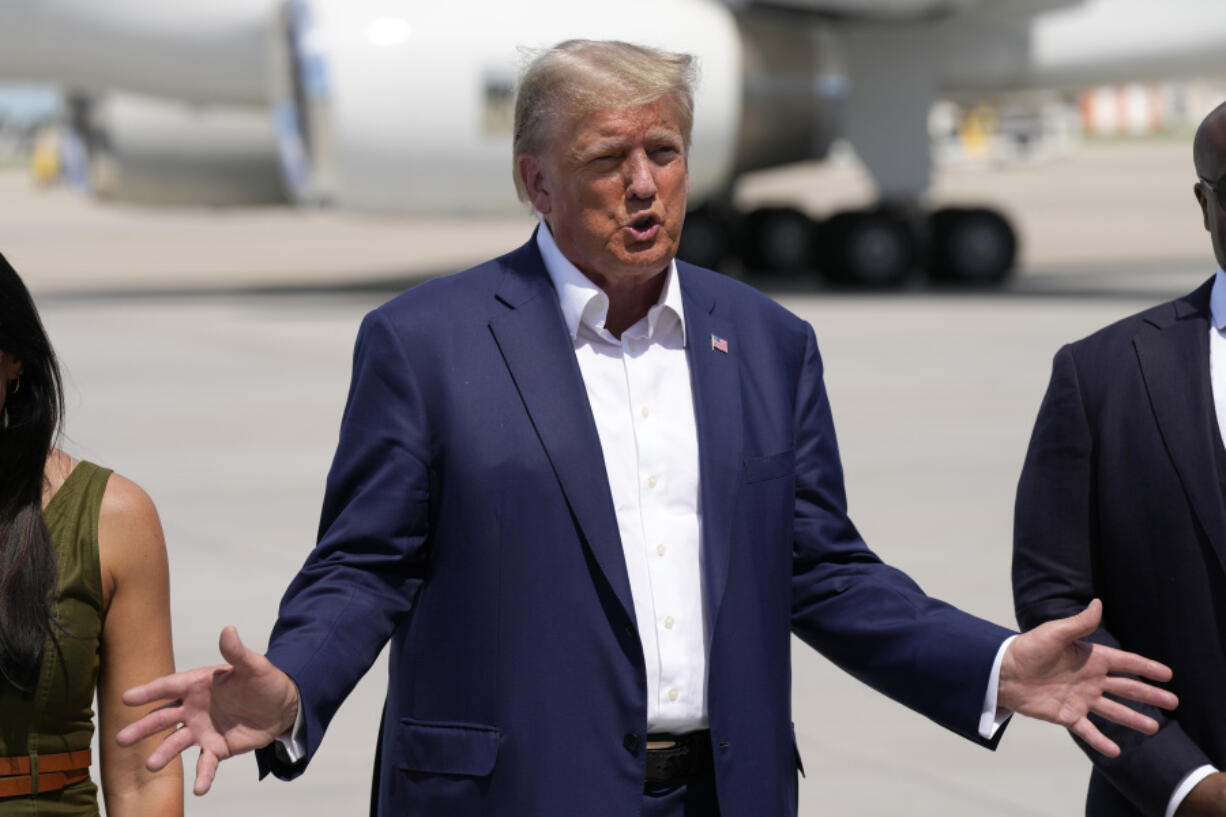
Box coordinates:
[744,449,795,483]
[398,718,502,776]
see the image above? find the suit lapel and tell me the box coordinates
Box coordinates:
[487,239,636,625]
[680,265,743,633]
[1135,279,1226,573]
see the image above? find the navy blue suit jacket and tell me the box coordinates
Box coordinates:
[258,236,1011,817]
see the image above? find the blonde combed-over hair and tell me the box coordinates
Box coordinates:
[512,39,697,202]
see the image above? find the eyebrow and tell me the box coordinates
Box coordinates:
[576,130,683,162]
[577,139,628,160]
[644,128,682,144]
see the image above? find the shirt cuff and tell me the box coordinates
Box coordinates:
[272,698,307,764]
[1166,765,1218,817]
[978,634,1017,740]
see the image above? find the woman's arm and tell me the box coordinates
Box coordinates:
[96,473,183,816]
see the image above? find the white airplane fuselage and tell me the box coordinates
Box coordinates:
[3,0,1224,283]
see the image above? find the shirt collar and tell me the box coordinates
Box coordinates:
[536,220,686,345]
[1212,267,1226,330]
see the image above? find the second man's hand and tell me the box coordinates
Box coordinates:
[116,626,300,795]
[1175,772,1226,817]
[999,599,1178,757]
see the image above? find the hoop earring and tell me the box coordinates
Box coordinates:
[8,376,18,395]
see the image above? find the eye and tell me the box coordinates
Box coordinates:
[589,154,621,171]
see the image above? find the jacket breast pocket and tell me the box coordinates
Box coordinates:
[744,449,795,484]
[390,717,501,817]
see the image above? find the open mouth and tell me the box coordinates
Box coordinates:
[626,214,661,242]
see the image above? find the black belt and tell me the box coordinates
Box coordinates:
[644,730,713,783]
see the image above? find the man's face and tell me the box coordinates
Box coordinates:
[1196,136,1226,269]
[520,99,689,291]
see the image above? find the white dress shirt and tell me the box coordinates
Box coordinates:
[537,223,710,733]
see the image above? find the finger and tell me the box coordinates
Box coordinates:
[1102,676,1180,710]
[122,672,200,707]
[146,726,198,772]
[1070,717,1121,758]
[1094,644,1175,684]
[194,748,221,796]
[116,703,184,747]
[218,626,259,675]
[1091,696,1160,734]
[1048,598,1103,642]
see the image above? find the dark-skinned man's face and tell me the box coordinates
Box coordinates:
[1195,120,1226,270]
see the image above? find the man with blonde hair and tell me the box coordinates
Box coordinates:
[120,39,1177,817]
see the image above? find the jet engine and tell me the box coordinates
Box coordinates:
[67,93,286,206]
[268,0,745,214]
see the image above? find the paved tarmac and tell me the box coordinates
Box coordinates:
[3,139,1216,815]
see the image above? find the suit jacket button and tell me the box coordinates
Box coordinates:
[624,733,641,754]
[718,740,731,751]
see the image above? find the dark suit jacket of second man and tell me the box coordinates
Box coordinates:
[1015,277,1224,817]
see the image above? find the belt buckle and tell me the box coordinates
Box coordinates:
[644,731,709,784]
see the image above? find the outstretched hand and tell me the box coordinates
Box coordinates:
[1000,599,1178,757]
[117,626,300,795]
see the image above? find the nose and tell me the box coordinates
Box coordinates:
[625,150,657,200]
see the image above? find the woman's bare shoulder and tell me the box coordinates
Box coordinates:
[99,472,159,527]
[98,470,167,579]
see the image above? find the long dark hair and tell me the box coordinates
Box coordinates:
[0,252,64,692]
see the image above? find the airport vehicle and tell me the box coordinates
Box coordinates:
[3,0,1226,286]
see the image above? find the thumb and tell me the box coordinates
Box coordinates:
[218,625,258,673]
[1051,598,1102,642]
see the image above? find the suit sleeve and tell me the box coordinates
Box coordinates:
[1013,344,1212,816]
[789,324,1013,745]
[256,309,433,779]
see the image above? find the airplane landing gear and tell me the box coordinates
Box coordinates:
[677,204,1018,289]
[927,207,1017,285]
[819,209,915,288]
[676,205,733,272]
[740,207,815,273]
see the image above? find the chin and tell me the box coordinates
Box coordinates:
[619,251,672,275]
[624,239,676,266]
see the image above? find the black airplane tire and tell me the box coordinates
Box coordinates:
[819,209,915,288]
[677,205,733,271]
[740,207,816,274]
[928,207,1017,285]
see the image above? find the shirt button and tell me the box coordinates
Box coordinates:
[656,544,666,557]
[641,406,650,418]
[668,688,679,701]
[664,616,675,629]
[647,475,658,489]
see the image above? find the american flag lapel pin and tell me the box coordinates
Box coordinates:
[711,333,729,354]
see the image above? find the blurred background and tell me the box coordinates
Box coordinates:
[2,0,1225,814]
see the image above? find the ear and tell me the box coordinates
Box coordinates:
[518,154,553,215]
[1197,182,1212,232]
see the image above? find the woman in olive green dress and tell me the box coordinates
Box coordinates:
[0,253,182,816]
